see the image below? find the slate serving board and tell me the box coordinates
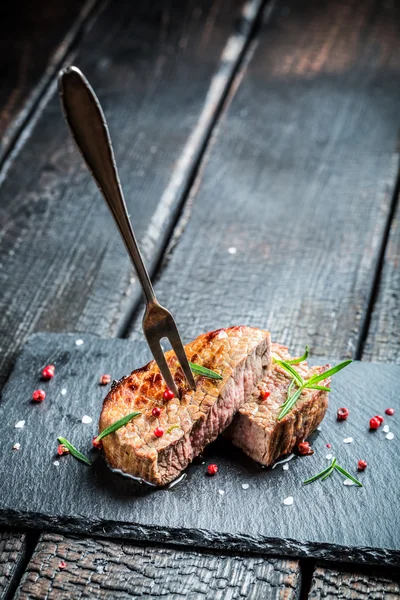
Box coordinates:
[1,333,399,566]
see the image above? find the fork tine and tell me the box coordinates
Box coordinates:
[167,323,196,391]
[144,335,179,399]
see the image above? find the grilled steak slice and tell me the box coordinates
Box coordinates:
[225,343,330,466]
[100,326,271,486]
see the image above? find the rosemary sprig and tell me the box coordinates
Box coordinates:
[189,362,223,380]
[276,358,352,420]
[94,411,141,443]
[286,346,309,365]
[304,458,362,487]
[57,437,91,465]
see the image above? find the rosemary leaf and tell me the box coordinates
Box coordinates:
[287,378,295,401]
[303,460,334,485]
[305,385,331,392]
[335,464,363,487]
[57,437,91,465]
[278,387,303,420]
[166,424,180,434]
[320,458,337,480]
[189,362,223,380]
[95,411,141,442]
[273,358,304,387]
[305,360,352,386]
[286,346,309,365]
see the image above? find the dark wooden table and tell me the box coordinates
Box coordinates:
[1,0,400,597]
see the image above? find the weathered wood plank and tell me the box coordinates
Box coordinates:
[308,565,400,599]
[14,533,301,600]
[0,0,260,387]
[363,197,400,364]
[128,0,400,363]
[0,0,91,162]
[0,531,27,599]
[0,0,264,596]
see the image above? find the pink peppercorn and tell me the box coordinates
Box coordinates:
[358,460,367,471]
[260,390,271,401]
[57,444,69,456]
[298,441,314,456]
[163,388,175,401]
[92,437,102,450]
[32,389,46,402]
[154,427,164,438]
[337,407,349,421]
[41,365,55,380]
[207,464,218,475]
[100,374,111,385]
[385,408,395,416]
[152,407,161,417]
[374,415,384,425]
[369,417,380,430]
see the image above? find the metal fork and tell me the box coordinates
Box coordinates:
[58,66,196,398]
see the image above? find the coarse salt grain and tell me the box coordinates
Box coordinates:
[316,426,322,431]
[326,454,333,460]
[53,461,60,466]
[282,464,289,471]
[228,247,237,254]
[283,496,294,506]
[218,489,225,496]
[343,478,355,486]
[218,330,228,339]
[386,432,394,440]
[15,420,25,429]
[242,483,249,490]
[12,443,21,450]
[383,425,390,433]
[75,339,84,346]
[61,388,67,396]
[343,437,353,444]
[82,415,92,424]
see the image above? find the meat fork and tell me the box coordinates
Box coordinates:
[58,66,196,398]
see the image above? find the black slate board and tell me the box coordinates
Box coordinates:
[1,333,399,566]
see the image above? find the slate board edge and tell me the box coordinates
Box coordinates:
[1,510,398,567]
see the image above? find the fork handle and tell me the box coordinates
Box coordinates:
[58,66,156,306]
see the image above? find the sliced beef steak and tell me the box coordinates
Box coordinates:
[225,343,330,466]
[100,326,271,485]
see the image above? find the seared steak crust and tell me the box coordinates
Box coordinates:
[100,326,271,485]
[226,343,330,465]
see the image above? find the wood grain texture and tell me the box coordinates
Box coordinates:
[14,533,300,600]
[0,0,264,596]
[363,198,400,364]
[0,0,259,390]
[0,531,27,599]
[128,0,400,363]
[308,565,400,599]
[0,0,91,162]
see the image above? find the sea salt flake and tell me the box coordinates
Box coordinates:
[316,426,322,431]
[383,425,390,433]
[217,330,228,339]
[82,415,92,424]
[343,478,355,486]
[218,489,225,496]
[283,496,294,506]
[12,443,21,450]
[15,420,25,429]
[326,454,333,460]
[53,461,60,466]
[61,388,67,396]
[282,464,289,471]
[75,339,84,346]
[386,432,394,440]
[242,483,249,490]
[228,247,237,254]
[343,437,353,444]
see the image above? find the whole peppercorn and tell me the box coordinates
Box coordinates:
[163,388,175,401]
[100,374,111,386]
[32,389,46,402]
[207,464,218,476]
[369,417,380,430]
[357,460,367,471]
[337,407,349,421]
[41,365,55,380]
